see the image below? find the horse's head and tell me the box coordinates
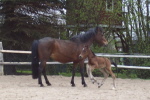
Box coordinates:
[79,45,90,59]
[94,27,108,46]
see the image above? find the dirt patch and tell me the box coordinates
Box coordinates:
[0,75,150,100]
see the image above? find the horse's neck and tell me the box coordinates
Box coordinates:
[84,38,94,46]
[88,51,95,60]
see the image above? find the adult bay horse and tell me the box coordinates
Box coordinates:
[31,26,108,87]
[79,45,117,89]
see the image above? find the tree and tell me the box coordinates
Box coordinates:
[0,0,66,50]
[0,0,66,75]
[122,0,150,53]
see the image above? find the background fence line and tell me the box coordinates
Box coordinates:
[0,45,150,75]
[1,50,150,58]
[0,50,150,66]
[0,62,150,70]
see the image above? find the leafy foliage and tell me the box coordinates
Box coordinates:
[0,0,66,50]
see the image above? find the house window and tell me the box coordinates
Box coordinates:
[106,0,114,11]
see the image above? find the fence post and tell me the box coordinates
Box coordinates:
[0,42,4,75]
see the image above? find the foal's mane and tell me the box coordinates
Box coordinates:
[90,50,96,57]
[70,27,103,43]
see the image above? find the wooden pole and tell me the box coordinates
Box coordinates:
[0,42,4,75]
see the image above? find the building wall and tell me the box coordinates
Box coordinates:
[66,0,122,27]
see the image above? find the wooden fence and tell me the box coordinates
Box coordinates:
[0,42,150,75]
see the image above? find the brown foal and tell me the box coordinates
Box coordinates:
[79,45,117,89]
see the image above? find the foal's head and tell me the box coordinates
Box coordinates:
[79,45,93,59]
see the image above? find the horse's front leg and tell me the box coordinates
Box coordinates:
[79,62,87,87]
[71,63,76,87]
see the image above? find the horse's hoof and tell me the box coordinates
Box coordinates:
[84,84,87,87]
[40,84,44,87]
[98,86,100,88]
[71,84,76,87]
[47,82,51,86]
[47,84,51,86]
[46,82,51,86]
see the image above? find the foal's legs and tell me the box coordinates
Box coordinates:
[87,65,97,84]
[98,69,109,88]
[105,67,116,89]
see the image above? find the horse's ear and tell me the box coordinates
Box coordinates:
[95,26,103,33]
[95,26,99,33]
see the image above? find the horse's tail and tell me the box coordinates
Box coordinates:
[111,61,118,78]
[31,40,39,79]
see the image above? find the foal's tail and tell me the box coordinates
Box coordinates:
[111,62,118,78]
[31,40,39,79]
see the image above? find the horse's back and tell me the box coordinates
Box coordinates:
[38,37,55,60]
[37,37,81,63]
[39,37,53,42]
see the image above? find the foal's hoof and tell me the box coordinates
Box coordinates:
[98,86,101,88]
[112,87,116,90]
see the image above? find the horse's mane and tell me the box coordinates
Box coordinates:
[70,27,103,43]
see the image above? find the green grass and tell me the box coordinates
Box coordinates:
[17,70,32,74]
[117,73,138,79]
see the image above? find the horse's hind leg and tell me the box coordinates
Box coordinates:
[38,61,44,87]
[42,67,51,86]
[98,69,109,88]
[38,60,48,87]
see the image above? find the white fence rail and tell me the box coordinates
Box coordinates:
[0,41,150,75]
[96,53,150,58]
[0,50,150,67]
[0,50,31,54]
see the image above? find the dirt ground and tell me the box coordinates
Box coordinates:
[0,75,150,100]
